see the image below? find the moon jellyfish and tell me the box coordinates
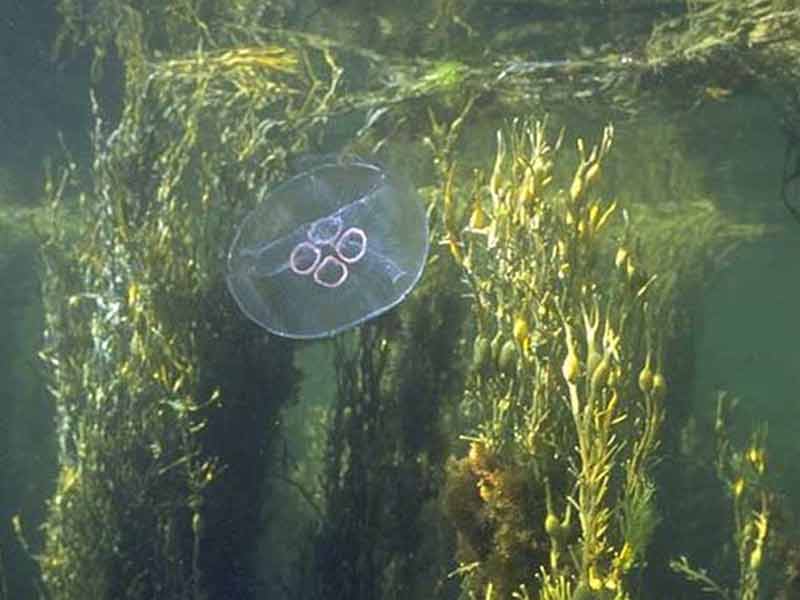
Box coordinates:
[226,157,429,339]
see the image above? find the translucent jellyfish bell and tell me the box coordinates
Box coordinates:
[226,157,429,339]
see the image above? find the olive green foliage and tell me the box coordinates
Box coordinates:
[645,0,800,132]
[42,7,483,598]
[40,2,485,598]
[55,0,294,81]
[40,152,223,599]
[37,4,344,598]
[670,393,793,600]
[304,253,467,600]
[440,120,666,599]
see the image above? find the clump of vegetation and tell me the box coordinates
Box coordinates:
[444,441,549,597]
[303,247,468,600]
[440,119,666,599]
[36,7,325,598]
[671,392,794,600]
